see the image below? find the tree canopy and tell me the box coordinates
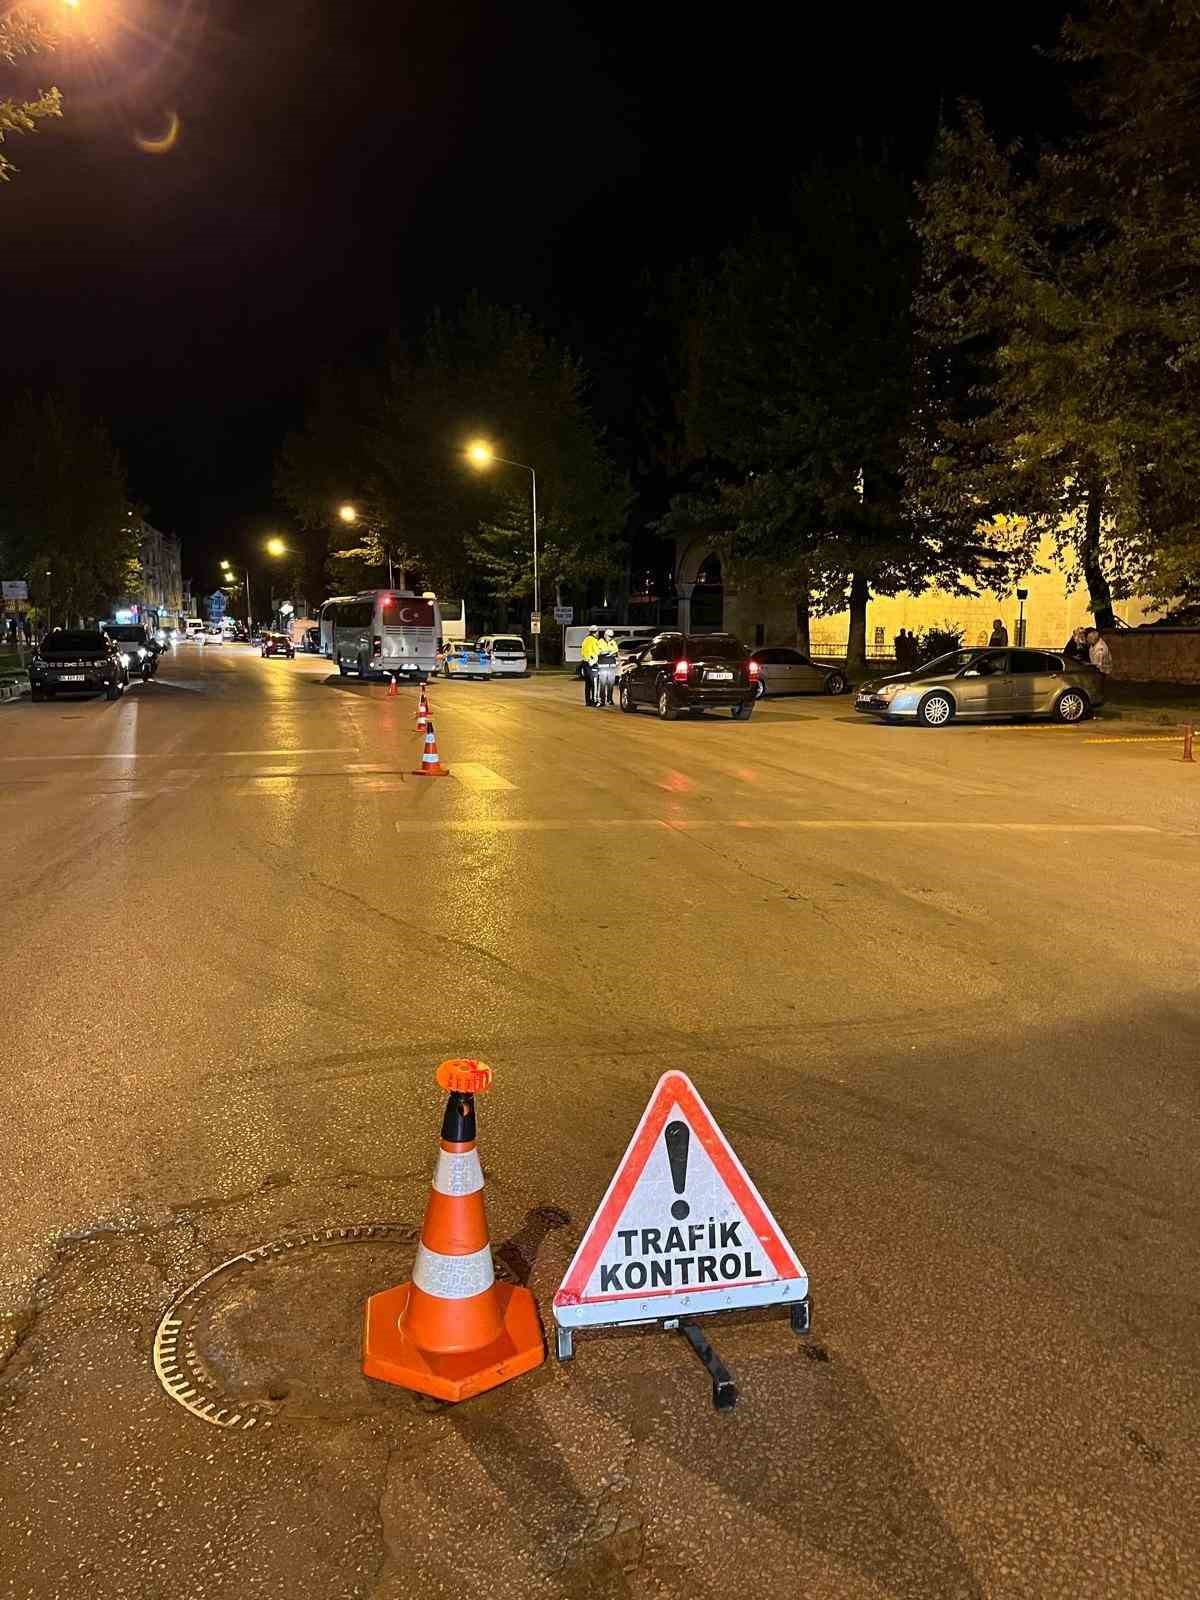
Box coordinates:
[276,297,630,612]
[913,0,1200,624]
[0,9,62,184]
[665,162,1016,668]
[0,390,136,621]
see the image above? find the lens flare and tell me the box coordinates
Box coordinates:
[133,108,180,155]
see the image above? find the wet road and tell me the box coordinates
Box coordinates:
[1,643,1197,1599]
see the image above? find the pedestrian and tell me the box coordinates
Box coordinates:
[580,625,601,707]
[1063,626,1089,662]
[988,617,1009,647]
[595,627,619,707]
[1086,628,1112,676]
[22,614,31,646]
[893,629,904,669]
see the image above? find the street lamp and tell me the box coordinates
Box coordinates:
[466,439,540,669]
[266,536,287,558]
[333,502,398,587]
[221,558,253,631]
[338,503,357,525]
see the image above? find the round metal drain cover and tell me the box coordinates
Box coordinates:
[153,1223,432,1430]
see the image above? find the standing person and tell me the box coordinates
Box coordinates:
[580,626,601,707]
[595,628,619,707]
[1087,628,1112,676]
[1063,626,1089,662]
[22,614,31,646]
[989,617,1009,647]
[893,629,905,669]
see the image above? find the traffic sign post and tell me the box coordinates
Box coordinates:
[553,605,573,625]
[2,581,29,602]
[530,612,542,636]
[553,1070,810,1409]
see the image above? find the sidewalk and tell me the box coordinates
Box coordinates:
[1100,680,1200,724]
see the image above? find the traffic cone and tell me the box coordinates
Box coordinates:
[412,719,450,777]
[387,673,399,697]
[416,683,429,733]
[363,1059,546,1402]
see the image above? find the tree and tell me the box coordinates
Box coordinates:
[0,390,136,622]
[914,1,1200,624]
[0,9,62,184]
[667,163,1006,673]
[277,297,631,613]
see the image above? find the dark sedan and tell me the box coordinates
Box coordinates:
[750,647,847,699]
[619,631,759,720]
[260,630,295,659]
[30,630,128,702]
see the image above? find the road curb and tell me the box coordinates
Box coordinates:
[0,675,28,703]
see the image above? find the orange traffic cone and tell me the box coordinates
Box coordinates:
[416,684,430,733]
[363,1059,546,1402]
[412,719,450,777]
[387,673,399,697]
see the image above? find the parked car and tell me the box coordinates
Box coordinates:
[102,623,158,680]
[30,629,128,702]
[618,631,759,720]
[202,626,225,646]
[226,622,250,644]
[260,630,295,659]
[301,626,321,653]
[440,640,492,679]
[749,647,846,699]
[854,647,1104,726]
[476,634,528,676]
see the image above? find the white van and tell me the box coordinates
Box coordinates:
[182,618,206,641]
[320,591,441,680]
[477,634,528,676]
[563,624,658,673]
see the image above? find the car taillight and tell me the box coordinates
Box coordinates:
[673,659,689,682]
[748,659,760,677]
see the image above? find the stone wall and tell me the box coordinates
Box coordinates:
[1102,628,1200,685]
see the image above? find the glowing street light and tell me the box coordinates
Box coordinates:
[465,440,540,669]
[266,537,287,558]
[338,503,358,525]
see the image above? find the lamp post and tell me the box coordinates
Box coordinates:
[221,559,253,631]
[466,441,540,669]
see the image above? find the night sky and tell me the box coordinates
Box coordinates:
[1,0,1068,584]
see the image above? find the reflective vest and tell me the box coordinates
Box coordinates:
[580,635,601,664]
[596,638,619,663]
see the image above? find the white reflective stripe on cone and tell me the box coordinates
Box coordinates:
[432,1147,484,1197]
[412,1243,495,1300]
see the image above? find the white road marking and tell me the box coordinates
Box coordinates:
[393,818,1159,834]
[0,748,358,762]
[450,762,515,790]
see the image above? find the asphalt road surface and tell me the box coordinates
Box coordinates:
[1,643,1197,1600]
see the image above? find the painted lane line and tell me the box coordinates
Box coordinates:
[450,762,516,791]
[0,747,358,763]
[393,818,1160,835]
[1083,734,1193,745]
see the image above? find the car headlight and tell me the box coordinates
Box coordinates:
[119,652,130,667]
[137,647,147,658]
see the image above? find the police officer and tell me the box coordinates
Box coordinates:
[595,628,619,706]
[580,625,601,706]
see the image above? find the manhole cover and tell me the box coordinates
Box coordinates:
[153,1223,432,1430]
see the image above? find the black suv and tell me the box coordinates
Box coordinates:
[618,631,759,720]
[30,630,128,701]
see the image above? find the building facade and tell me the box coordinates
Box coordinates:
[673,531,1165,656]
[114,517,183,627]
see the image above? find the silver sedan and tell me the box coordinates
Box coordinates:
[855,647,1105,726]
[750,648,847,699]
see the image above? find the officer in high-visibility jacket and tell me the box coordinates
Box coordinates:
[580,626,602,706]
[595,628,619,707]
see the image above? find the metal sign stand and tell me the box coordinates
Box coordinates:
[554,1296,811,1413]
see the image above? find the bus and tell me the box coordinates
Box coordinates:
[318,591,442,680]
[437,597,467,645]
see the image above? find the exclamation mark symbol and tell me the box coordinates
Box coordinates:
[664,1120,690,1220]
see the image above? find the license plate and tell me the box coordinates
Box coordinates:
[57,674,86,682]
[706,670,733,681]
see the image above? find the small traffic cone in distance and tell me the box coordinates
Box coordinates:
[412,719,450,777]
[416,683,429,733]
[362,1059,546,1402]
[387,673,399,697]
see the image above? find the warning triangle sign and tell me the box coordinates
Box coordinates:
[554,1071,807,1329]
